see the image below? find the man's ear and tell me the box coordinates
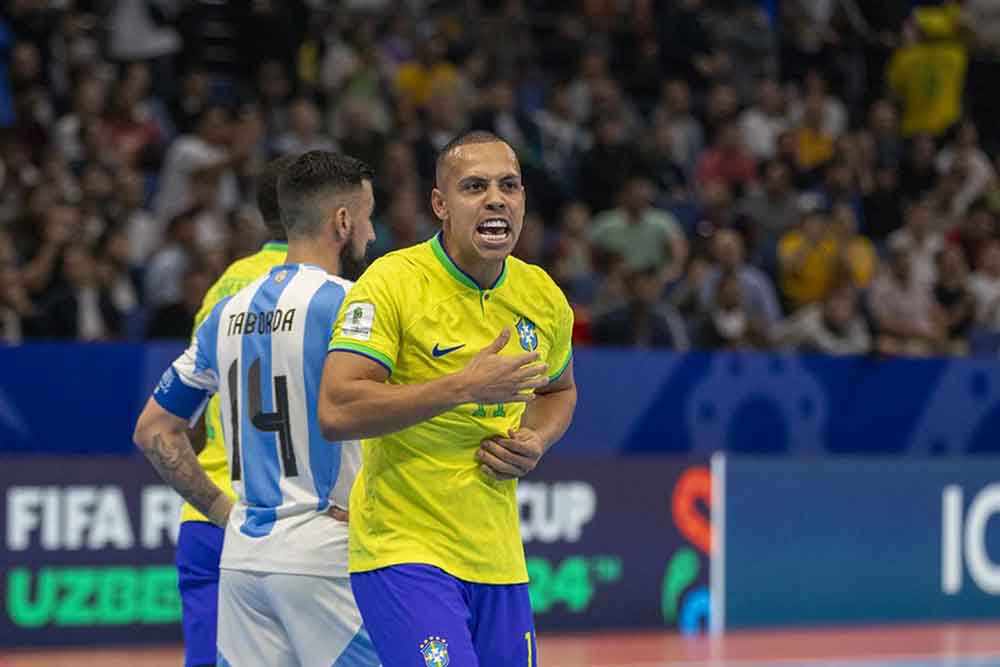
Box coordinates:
[333,205,351,240]
[430,187,448,222]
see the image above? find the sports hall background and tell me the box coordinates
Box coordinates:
[2,1,1000,665]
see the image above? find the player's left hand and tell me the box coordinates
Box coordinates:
[477,428,545,481]
[327,505,349,522]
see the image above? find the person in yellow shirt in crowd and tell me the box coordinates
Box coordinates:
[887,2,969,137]
[779,201,877,312]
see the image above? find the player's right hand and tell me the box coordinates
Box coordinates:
[461,328,548,404]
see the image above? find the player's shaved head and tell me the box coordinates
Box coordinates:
[435,130,517,188]
[278,150,374,239]
[256,153,299,241]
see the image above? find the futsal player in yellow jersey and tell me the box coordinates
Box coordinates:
[174,155,294,667]
[320,131,577,666]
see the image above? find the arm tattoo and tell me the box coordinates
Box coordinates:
[147,432,224,521]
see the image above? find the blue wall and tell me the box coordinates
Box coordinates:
[723,458,1000,628]
[3,343,1000,456]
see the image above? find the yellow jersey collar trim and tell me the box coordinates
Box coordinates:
[262,241,288,253]
[429,232,508,291]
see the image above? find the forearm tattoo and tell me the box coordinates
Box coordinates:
[147,432,223,521]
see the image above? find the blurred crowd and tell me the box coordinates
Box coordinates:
[7,0,1000,358]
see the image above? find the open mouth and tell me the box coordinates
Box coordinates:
[476,218,511,244]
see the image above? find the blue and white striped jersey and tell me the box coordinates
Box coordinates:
[153,263,358,576]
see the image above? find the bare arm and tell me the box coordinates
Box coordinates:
[518,361,577,452]
[478,360,578,481]
[319,328,549,441]
[133,398,232,527]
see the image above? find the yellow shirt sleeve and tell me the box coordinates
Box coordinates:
[546,289,575,382]
[328,257,402,374]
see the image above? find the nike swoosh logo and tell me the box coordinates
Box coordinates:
[432,343,466,357]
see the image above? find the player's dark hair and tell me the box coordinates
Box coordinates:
[255,154,299,241]
[434,130,512,187]
[277,150,374,239]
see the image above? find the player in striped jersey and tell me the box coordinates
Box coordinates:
[172,153,295,667]
[133,151,379,667]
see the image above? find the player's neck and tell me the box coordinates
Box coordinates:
[442,235,504,288]
[285,242,342,278]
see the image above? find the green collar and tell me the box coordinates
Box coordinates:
[262,241,288,252]
[429,233,507,291]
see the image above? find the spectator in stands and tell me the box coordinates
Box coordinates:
[777,282,871,355]
[703,81,741,141]
[273,96,336,156]
[699,228,782,329]
[146,265,212,339]
[935,120,994,221]
[643,120,688,208]
[21,202,79,299]
[469,77,540,162]
[335,97,388,178]
[868,98,903,168]
[862,158,905,244]
[533,81,591,190]
[669,252,712,320]
[778,203,875,311]
[934,243,976,355]
[695,120,757,193]
[551,201,598,305]
[739,159,800,253]
[589,174,688,282]
[969,238,1000,330]
[788,71,848,141]
[154,104,248,220]
[0,243,36,344]
[168,65,212,136]
[577,115,637,213]
[694,269,769,349]
[94,226,140,327]
[868,241,946,356]
[53,73,106,165]
[144,209,199,308]
[899,134,939,202]
[117,168,159,266]
[371,189,435,259]
[592,264,690,350]
[38,243,122,341]
[740,78,788,161]
[887,199,944,288]
[393,37,460,110]
[106,62,167,171]
[948,203,997,269]
[652,79,705,172]
[793,88,836,174]
[0,0,993,357]
[887,5,968,137]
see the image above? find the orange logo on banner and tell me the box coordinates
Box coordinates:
[671,467,711,555]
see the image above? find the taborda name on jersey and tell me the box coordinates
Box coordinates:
[226,308,297,336]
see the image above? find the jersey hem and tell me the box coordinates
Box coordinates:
[348,554,529,585]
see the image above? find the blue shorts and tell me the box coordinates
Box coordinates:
[175,521,224,667]
[351,564,538,667]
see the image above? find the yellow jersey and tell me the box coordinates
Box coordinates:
[329,233,573,584]
[180,242,288,524]
[779,233,876,309]
[887,41,967,137]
